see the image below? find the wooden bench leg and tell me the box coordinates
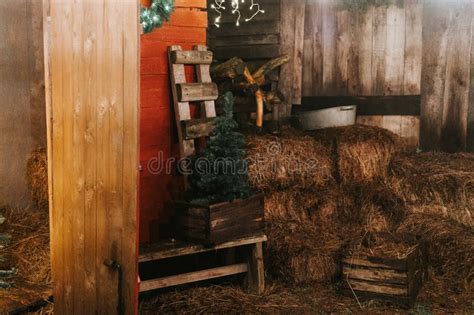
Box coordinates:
[246,242,265,294]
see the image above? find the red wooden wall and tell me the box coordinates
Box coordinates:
[140,0,207,243]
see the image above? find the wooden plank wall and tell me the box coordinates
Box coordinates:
[421,0,473,152]
[302,0,422,147]
[44,1,139,313]
[140,0,207,243]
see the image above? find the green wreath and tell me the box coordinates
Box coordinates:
[141,0,175,34]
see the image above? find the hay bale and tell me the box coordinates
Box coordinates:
[246,134,334,191]
[2,208,51,285]
[266,218,346,284]
[26,148,48,211]
[389,152,474,227]
[397,213,474,298]
[264,188,336,223]
[311,125,406,186]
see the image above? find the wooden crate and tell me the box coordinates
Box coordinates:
[341,235,426,308]
[176,193,265,245]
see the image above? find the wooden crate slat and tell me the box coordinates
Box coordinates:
[171,50,213,64]
[139,234,267,262]
[139,263,248,292]
[342,257,407,271]
[181,117,215,139]
[177,82,219,102]
[343,279,407,296]
[342,266,407,285]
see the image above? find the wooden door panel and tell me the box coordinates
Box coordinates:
[43,1,139,313]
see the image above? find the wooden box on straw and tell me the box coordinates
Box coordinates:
[341,233,426,308]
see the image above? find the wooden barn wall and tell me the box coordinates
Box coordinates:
[302,0,422,146]
[421,0,474,152]
[44,1,139,313]
[140,0,207,243]
[0,0,46,208]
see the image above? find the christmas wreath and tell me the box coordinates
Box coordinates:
[140,0,174,34]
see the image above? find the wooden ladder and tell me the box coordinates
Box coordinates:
[168,45,218,161]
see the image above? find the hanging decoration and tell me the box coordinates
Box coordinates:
[211,0,265,28]
[140,0,174,34]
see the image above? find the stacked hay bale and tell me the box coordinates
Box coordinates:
[246,123,474,306]
[26,148,48,211]
[246,133,341,283]
[388,152,474,227]
[310,124,406,186]
[246,125,407,284]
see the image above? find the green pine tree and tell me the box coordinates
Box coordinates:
[188,92,251,205]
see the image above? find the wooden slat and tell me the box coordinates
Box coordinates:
[344,279,407,296]
[384,4,405,95]
[335,8,350,96]
[371,4,387,96]
[177,82,218,102]
[247,242,265,294]
[357,7,374,95]
[420,1,453,151]
[342,257,407,271]
[299,95,421,116]
[208,20,280,37]
[342,266,407,285]
[279,0,305,114]
[403,0,422,95]
[321,0,337,96]
[439,0,472,152]
[195,45,217,118]
[181,118,215,139]
[171,50,213,64]
[209,34,279,47]
[122,1,140,313]
[469,2,474,152]
[71,2,86,312]
[139,234,267,262]
[139,263,248,292]
[213,45,281,60]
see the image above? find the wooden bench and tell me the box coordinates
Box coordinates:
[138,234,266,293]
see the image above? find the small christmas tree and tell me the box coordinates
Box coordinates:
[188,92,251,205]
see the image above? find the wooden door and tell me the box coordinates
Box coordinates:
[43,1,139,314]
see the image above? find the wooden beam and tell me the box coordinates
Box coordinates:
[246,242,265,294]
[139,234,267,262]
[278,0,305,115]
[139,263,248,292]
[181,118,215,139]
[298,95,421,116]
[171,50,213,64]
[177,82,218,102]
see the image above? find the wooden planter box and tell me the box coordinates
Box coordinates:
[176,194,265,245]
[341,234,426,308]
